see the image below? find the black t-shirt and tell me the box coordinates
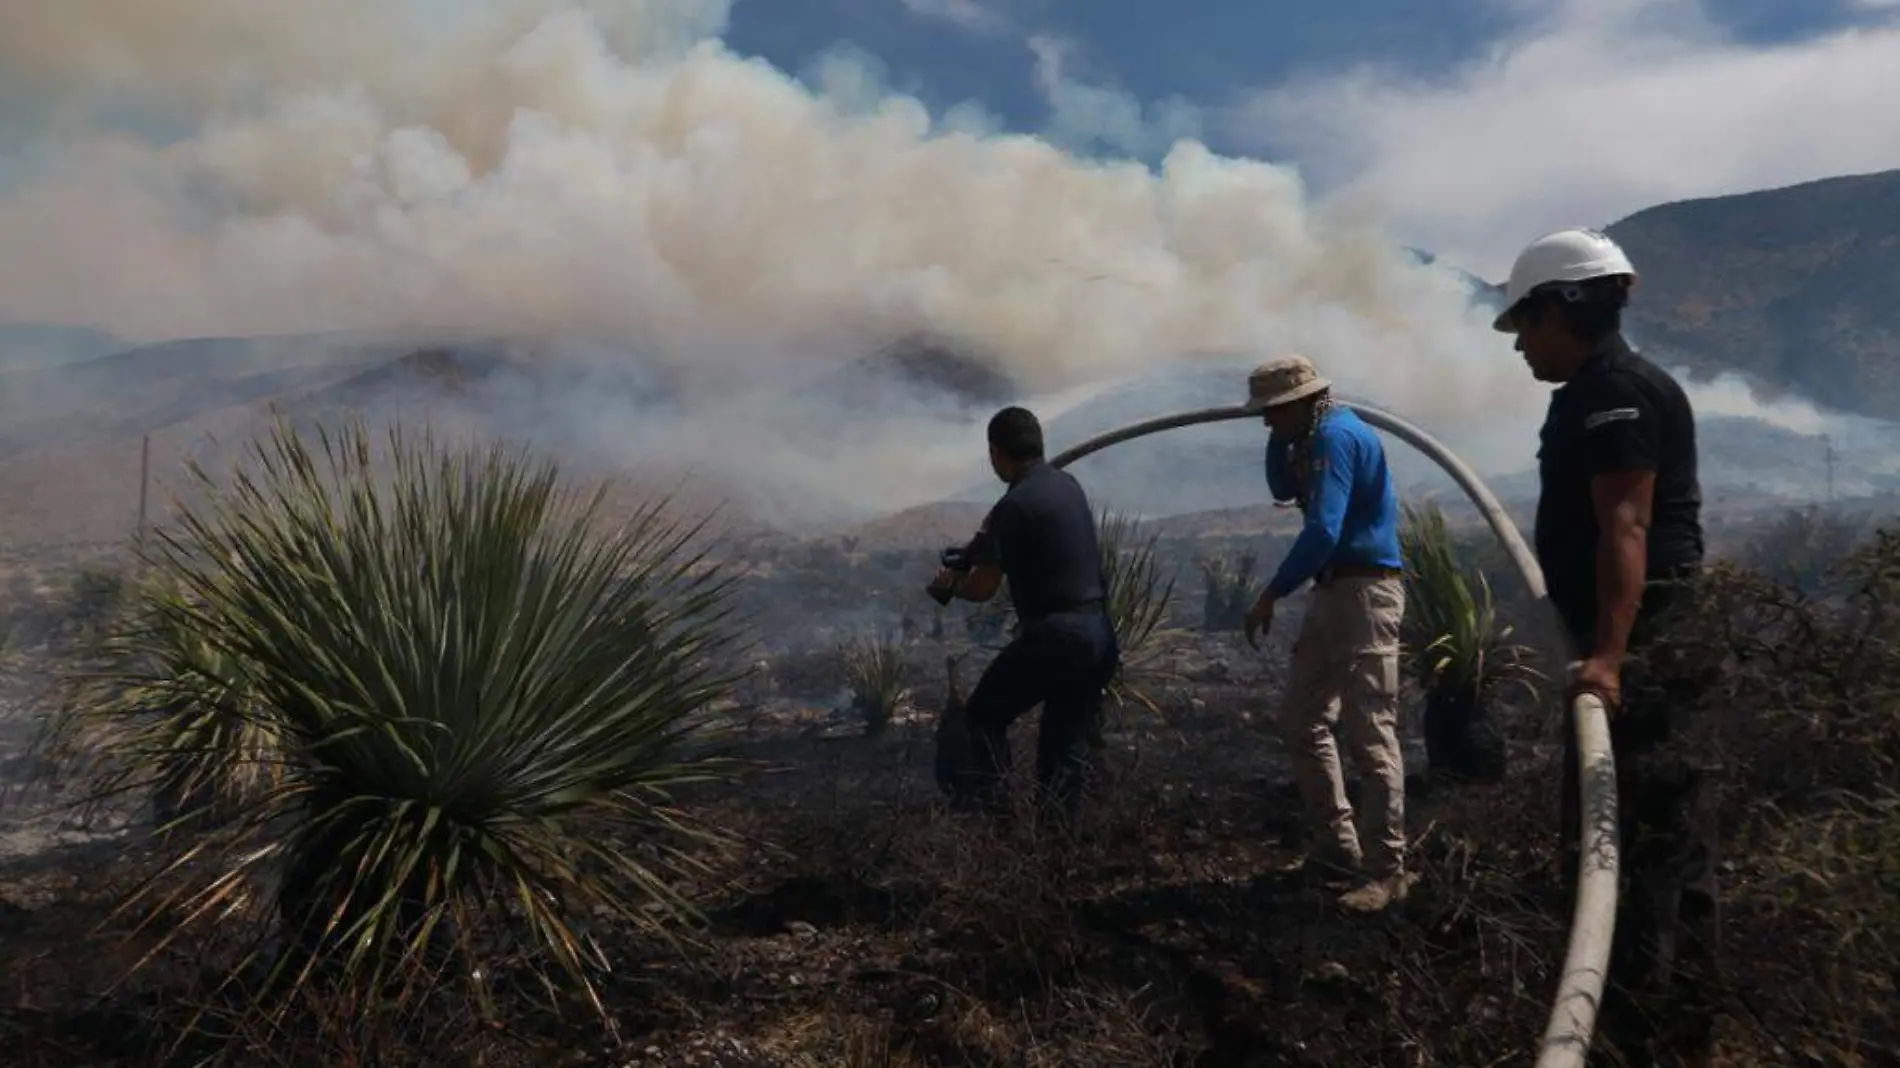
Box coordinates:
[1534,334,1705,647]
[968,460,1107,625]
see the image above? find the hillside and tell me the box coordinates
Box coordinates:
[0,334,774,549]
[1606,168,1900,418]
[0,324,121,373]
[803,333,1017,415]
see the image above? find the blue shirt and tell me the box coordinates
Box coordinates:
[1264,408,1403,597]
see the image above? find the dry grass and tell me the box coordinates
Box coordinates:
[838,633,914,738]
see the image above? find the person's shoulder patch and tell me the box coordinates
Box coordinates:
[1583,407,1640,430]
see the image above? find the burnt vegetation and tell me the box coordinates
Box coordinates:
[0,421,1896,1068]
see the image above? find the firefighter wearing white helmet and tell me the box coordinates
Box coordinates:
[1491,227,1636,334]
[1499,227,1719,1065]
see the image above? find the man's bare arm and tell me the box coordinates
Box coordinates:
[1589,469,1655,663]
[955,563,1004,603]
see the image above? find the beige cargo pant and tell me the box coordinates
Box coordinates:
[1278,573,1407,878]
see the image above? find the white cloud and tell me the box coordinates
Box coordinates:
[898,0,1011,35]
[1028,33,1205,159]
[1229,0,1900,277]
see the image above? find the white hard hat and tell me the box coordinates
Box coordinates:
[1492,228,1636,332]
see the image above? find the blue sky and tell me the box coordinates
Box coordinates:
[724,0,1900,272]
[727,0,1887,154]
[728,0,1519,144]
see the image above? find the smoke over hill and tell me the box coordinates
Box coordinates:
[0,0,1561,530]
[2,2,1888,539]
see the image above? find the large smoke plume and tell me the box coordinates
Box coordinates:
[0,0,1565,527]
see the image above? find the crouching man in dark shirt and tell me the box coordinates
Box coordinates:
[1496,227,1721,1067]
[931,406,1120,823]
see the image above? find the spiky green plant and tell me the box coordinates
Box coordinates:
[839,632,911,736]
[1198,549,1257,632]
[1098,510,1176,666]
[1399,502,1540,698]
[66,560,129,636]
[64,417,744,1040]
[52,573,283,834]
[1399,502,1541,778]
[1096,510,1180,723]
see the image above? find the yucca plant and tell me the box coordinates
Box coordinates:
[69,559,129,626]
[839,632,912,736]
[50,572,284,835]
[1198,549,1257,633]
[69,417,745,1045]
[1399,501,1542,782]
[1099,510,1176,665]
[23,558,134,653]
[1097,510,1180,724]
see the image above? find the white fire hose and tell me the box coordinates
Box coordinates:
[1049,402,1616,1068]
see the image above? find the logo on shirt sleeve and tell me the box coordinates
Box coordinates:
[1582,407,1640,430]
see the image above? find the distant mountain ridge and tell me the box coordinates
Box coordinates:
[798,333,1016,416]
[0,323,122,373]
[1602,169,1900,420]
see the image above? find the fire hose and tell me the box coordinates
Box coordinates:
[1047,402,1616,1068]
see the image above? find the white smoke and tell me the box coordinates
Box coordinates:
[0,0,1571,527]
[1684,369,1849,438]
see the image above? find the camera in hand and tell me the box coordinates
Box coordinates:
[925,544,974,606]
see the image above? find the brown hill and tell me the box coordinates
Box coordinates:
[0,335,760,551]
[1607,168,1900,418]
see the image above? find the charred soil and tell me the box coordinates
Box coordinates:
[5,530,1899,1067]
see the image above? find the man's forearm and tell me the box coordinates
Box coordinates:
[1265,525,1336,598]
[955,564,1003,603]
[1592,525,1647,661]
[1266,438,1349,595]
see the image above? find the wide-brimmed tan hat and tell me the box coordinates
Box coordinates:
[1244,354,1331,411]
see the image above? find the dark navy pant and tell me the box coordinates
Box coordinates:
[955,610,1119,819]
[1560,573,1723,1065]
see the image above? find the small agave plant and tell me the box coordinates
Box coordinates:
[839,631,912,737]
[1096,509,1180,736]
[1398,502,1544,783]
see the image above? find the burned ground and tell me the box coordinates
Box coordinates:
[1,522,1896,1067]
[0,631,1567,1068]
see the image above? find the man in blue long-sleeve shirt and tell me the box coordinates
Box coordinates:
[1243,354,1412,913]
